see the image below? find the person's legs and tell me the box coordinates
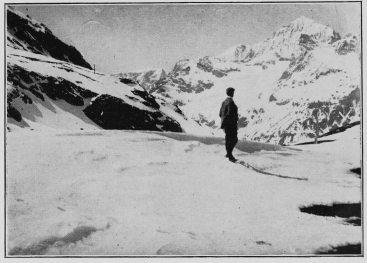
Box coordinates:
[230,133,238,153]
[225,130,231,157]
[225,128,238,160]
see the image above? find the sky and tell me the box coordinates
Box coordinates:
[11,2,361,74]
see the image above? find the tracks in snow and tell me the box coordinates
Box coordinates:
[236,160,308,181]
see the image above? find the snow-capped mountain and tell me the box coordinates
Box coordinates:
[6,8,211,135]
[113,69,167,93]
[133,16,360,144]
[217,16,341,63]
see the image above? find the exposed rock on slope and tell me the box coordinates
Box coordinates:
[6,8,205,133]
[7,50,184,132]
[7,7,92,69]
[113,69,167,93]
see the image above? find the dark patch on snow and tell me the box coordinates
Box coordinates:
[157,229,170,234]
[343,217,361,226]
[279,70,292,80]
[174,105,185,116]
[9,225,99,255]
[293,139,336,146]
[299,202,361,226]
[148,161,168,166]
[76,72,97,82]
[256,241,271,246]
[194,80,214,93]
[92,156,108,162]
[131,89,160,109]
[237,117,248,128]
[59,66,74,73]
[316,243,361,255]
[196,56,239,78]
[184,144,200,153]
[350,168,361,177]
[278,131,297,146]
[173,100,184,107]
[276,99,290,106]
[212,69,226,78]
[315,68,342,80]
[146,138,165,141]
[119,78,136,85]
[276,152,295,156]
[335,36,358,55]
[197,57,214,73]
[269,94,277,102]
[299,34,316,50]
[7,105,22,122]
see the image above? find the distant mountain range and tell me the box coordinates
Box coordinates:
[116,16,360,144]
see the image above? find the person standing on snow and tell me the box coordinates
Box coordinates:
[219,87,239,162]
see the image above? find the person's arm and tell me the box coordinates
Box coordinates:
[220,101,226,118]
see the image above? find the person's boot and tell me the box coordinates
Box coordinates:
[228,142,237,162]
[225,144,230,158]
[228,155,237,162]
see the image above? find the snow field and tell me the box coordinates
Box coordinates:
[6,128,361,255]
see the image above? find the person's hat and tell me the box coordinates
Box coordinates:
[226,87,235,92]
[226,87,235,95]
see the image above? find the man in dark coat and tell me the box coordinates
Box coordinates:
[219,87,238,162]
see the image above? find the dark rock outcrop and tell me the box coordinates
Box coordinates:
[83,95,182,132]
[7,8,92,69]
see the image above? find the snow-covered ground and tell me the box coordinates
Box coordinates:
[6,125,361,255]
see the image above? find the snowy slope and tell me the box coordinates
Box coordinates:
[135,16,360,144]
[6,125,361,255]
[6,9,212,135]
[6,48,183,133]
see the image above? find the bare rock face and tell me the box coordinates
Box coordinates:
[83,95,182,132]
[333,34,359,55]
[7,7,92,70]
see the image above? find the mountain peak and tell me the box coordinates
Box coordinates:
[292,16,315,25]
[288,16,319,32]
[282,16,340,44]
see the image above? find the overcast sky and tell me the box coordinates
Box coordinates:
[12,3,361,74]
